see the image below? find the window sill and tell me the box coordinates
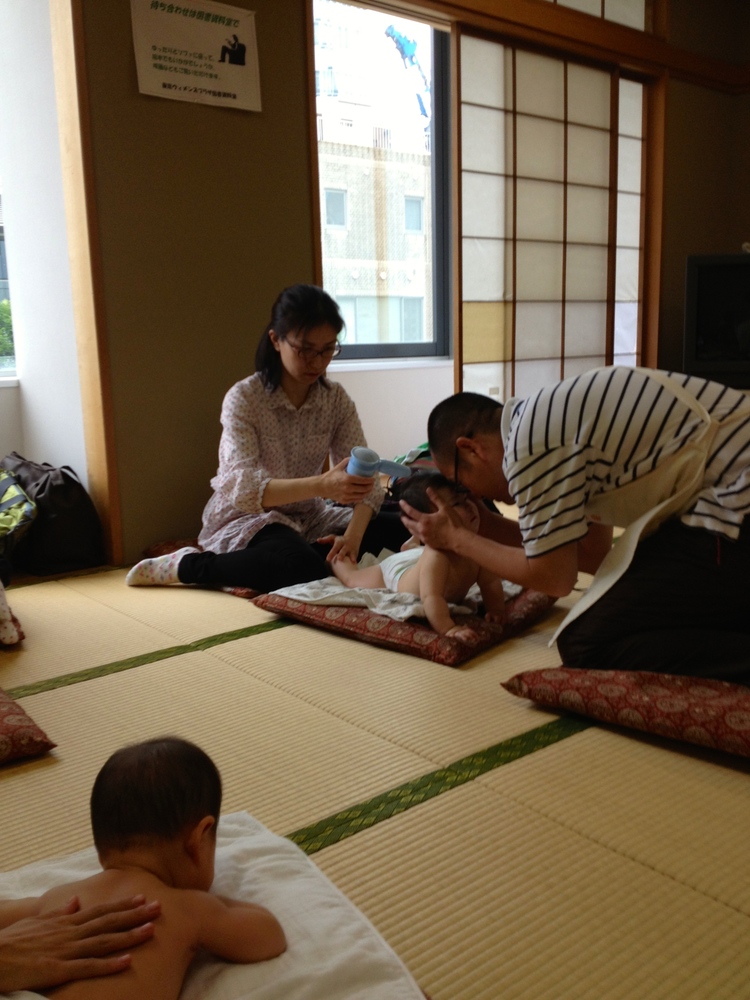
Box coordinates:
[331,357,452,374]
[0,377,19,388]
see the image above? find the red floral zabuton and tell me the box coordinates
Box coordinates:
[0,688,56,766]
[252,589,556,667]
[503,667,750,758]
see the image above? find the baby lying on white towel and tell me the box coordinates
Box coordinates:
[0,738,286,1000]
[0,801,423,1000]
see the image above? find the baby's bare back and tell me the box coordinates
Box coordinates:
[41,870,200,1000]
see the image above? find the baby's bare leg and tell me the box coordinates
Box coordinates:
[332,561,386,590]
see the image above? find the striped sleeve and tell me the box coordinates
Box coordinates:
[677,375,750,538]
[502,367,719,557]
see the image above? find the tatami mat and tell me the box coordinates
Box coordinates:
[478,725,750,915]
[1,653,434,869]
[212,605,572,766]
[314,780,750,1000]
[1,571,281,692]
[3,568,748,1000]
[58,568,276,642]
[0,579,180,690]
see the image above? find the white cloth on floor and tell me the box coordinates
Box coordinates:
[272,550,521,622]
[0,811,424,1000]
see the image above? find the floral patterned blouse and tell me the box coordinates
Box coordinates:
[198,373,384,553]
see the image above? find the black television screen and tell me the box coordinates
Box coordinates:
[683,253,750,389]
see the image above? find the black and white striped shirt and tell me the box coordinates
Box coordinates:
[500,367,750,557]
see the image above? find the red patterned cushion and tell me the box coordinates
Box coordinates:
[502,667,750,758]
[0,688,56,766]
[252,589,556,667]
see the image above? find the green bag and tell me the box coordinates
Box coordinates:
[0,469,37,558]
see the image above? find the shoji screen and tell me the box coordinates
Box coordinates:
[460,35,644,400]
[538,0,647,31]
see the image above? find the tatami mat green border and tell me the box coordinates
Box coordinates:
[5,596,590,857]
[287,717,590,854]
[5,619,291,699]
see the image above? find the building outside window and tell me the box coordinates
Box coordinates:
[404,195,423,233]
[313,0,449,359]
[325,188,348,228]
[314,0,648,376]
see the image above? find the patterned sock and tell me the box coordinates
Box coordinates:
[0,582,21,645]
[125,546,199,587]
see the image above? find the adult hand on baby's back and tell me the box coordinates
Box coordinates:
[321,457,374,505]
[0,895,160,993]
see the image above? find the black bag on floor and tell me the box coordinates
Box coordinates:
[0,451,106,575]
[0,469,37,559]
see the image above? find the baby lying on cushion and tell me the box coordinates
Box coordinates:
[332,473,507,644]
[0,737,286,999]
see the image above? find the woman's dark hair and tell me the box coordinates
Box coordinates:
[389,471,468,513]
[255,284,344,389]
[91,737,222,854]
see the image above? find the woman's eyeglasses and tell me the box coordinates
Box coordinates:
[288,340,342,363]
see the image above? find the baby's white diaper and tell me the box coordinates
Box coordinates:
[380,547,422,591]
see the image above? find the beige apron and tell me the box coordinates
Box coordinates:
[552,368,721,644]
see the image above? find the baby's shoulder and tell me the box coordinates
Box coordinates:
[38,869,117,912]
[425,545,474,569]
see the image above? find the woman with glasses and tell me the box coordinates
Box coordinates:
[127,284,410,592]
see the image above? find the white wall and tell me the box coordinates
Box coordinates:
[331,360,454,459]
[0,0,88,482]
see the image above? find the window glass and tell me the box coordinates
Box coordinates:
[0,191,14,376]
[325,188,347,228]
[314,0,448,358]
[404,195,423,233]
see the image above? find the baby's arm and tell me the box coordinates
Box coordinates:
[419,548,477,642]
[477,567,506,625]
[195,893,286,964]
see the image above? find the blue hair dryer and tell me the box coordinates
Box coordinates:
[347,447,412,480]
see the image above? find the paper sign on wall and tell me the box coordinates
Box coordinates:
[131,0,261,112]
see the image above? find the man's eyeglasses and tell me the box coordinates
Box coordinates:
[288,340,342,363]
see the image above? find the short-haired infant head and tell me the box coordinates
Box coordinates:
[391,472,479,531]
[90,736,222,856]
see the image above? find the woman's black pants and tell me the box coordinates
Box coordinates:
[178,513,411,594]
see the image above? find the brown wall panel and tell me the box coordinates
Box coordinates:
[658,79,750,369]
[76,0,316,560]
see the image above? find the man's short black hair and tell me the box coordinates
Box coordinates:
[91,737,222,854]
[427,392,503,459]
[389,471,468,513]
